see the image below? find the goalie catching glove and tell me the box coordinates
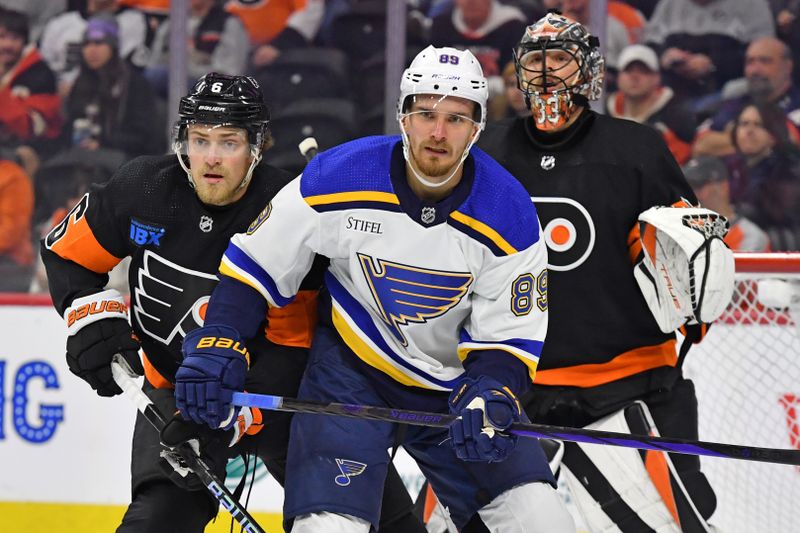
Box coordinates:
[448,376,522,462]
[64,289,143,396]
[634,205,735,333]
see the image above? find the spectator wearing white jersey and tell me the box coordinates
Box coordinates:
[644,0,775,103]
[39,0,147,95]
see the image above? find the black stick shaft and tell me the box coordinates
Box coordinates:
[232,392,800,467]
[111,360,265,533]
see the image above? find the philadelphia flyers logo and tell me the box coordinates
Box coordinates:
[532,197,595,271]
[133,250,218,347]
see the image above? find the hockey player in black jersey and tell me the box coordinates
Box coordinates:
[475,12,736,533]
[41,73,424,532]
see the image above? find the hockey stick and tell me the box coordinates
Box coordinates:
[232,391,800,467]
[110,358,265,533]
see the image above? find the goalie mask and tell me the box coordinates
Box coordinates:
[173,73,270,193]
[397,45,488,189]
[635,206,736,333]
[514,11,604,131]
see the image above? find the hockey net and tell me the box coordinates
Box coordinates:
[683,252,800,533]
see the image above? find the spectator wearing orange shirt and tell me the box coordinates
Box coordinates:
[0,8,62,158]
[226,0,324,69]
[0,158,34,291]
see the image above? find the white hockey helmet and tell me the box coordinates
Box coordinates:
[397,45,489,130]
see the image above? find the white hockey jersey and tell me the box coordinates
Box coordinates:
[220,136,548,391]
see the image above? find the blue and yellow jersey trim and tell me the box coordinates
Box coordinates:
[448,210,519,256]
[299,136,401,213]
[219,242,294,308]
[457,329,541,383]
[326,272,462,391]
[448,147,541,256]
[304,190,402,213]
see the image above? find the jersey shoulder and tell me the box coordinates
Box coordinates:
[451,147,541,256]
[593,113,667,147]
[100,154,183,199]
[247,162,294,199]
[299,136,398,208]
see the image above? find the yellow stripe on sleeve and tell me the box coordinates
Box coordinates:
[450,211,518,255]
[304,191,400,207]
[457,345,538,383]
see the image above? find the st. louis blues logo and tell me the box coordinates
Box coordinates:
[334,459,367,486]
[358,254,473,345]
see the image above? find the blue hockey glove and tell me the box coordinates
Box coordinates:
[176,325,249,428]
[448,376,522,462]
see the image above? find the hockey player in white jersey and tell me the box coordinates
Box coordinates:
[173,46,575,532]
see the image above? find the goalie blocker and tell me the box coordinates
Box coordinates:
[634,205,735,334]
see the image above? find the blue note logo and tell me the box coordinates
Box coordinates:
[334,458,367,486]
[129,218,166,247]
[358,254,473,345]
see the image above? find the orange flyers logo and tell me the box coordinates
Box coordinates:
[532,197,596,271]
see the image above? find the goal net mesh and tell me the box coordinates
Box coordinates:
[683,253,800,532]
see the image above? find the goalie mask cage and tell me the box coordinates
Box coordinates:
[683,252,800,533]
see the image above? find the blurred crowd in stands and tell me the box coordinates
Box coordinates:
[0,0,798,294]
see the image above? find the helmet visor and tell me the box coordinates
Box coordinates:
[175,122,260,155]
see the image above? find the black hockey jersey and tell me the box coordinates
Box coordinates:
[42,155,322,384]
[479,111,697,388]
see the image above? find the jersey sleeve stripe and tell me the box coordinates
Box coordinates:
[457,332,541,382]
[327,271,462,390]
[449,210,518,256]
[304,191,400,208]
[219,242,293,307]
[49,215,122,273]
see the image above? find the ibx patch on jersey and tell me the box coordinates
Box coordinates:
[129,218,166,247]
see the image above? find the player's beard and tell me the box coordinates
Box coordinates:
[410,141,459,179]
[193,167,246,206]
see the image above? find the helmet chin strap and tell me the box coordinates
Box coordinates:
[174,141,195,187]
[399,117,480,189]
[236,147,262,192]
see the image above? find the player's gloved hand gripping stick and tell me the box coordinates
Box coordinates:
[231,391,800,467]
[110,356,265,533]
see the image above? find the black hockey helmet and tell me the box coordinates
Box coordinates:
[176,72,269,146]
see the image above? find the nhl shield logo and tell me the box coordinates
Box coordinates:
[421,206,436,224]
[540,155,556,170]
[199,215,214,233]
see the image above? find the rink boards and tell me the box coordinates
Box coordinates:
[0,301,427,532]
[2,302,798,532]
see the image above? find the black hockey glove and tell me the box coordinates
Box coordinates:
[64,289,143,397]
[159,411,230,491]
